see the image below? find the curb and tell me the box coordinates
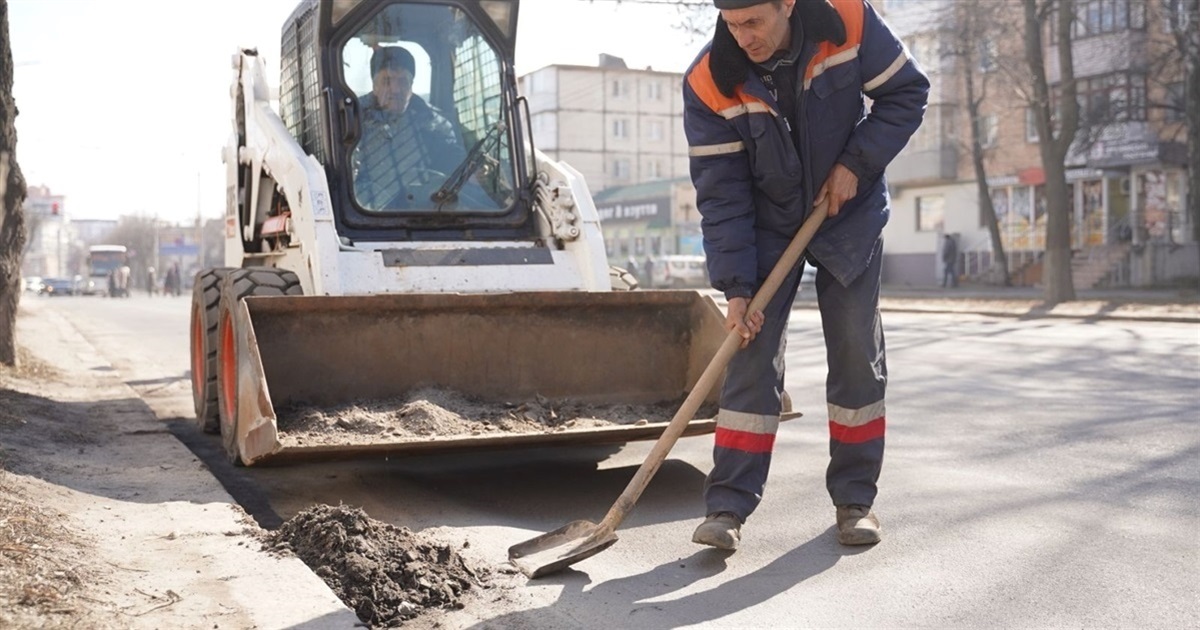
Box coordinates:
[11,299,359,628]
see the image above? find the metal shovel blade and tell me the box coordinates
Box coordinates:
[507,520,619,578]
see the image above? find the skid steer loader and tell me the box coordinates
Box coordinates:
[190,0,793,466]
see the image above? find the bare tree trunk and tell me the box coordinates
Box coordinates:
[0,0,28,367]
[1023,0,1077,303]
[955,0,1011,286]
[1187,0,1200,273]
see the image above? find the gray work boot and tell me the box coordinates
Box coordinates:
[836,505,882,545]
[692,512,741,550]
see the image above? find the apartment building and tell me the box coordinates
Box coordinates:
[519,54,694,263]
[879,0,979,286]
[884,0,1193,287]
[20,185,78,279]
[520,54,688,192]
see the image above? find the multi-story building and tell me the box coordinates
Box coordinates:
[20,185,77,279]
[884,0,1194,287]
[520,54,688,191]
[520,54,694,264]
[878,0,977,286]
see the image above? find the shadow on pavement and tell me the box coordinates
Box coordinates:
[469,528,842,630]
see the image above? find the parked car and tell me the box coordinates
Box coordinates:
[23,276,45,294]
[40,277,78,296]
[648,255,709,289]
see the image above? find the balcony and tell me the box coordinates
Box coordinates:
[887,143,959,186]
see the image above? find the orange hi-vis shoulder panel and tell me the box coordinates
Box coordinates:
[803,0,865,90]
[688,52,776,121]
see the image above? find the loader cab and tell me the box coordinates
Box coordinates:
[280,0,531,242]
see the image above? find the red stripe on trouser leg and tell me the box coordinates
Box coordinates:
[829,417,885,444]
[715,427,776,453]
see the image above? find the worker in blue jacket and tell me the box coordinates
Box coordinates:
[685,0,929,549]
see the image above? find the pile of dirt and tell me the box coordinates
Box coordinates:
[264,504,490,628]
[277,387,717,446]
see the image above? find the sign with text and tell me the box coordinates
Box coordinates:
[596,197,669,224]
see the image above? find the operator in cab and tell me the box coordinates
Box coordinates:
[352,46,465,211]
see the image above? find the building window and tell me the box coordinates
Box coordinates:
[646,160,662,179]
[647,81,662,101]
[646,120,664,142]
[978,38,997,73]
[613,159,631,180]
[1165,0,1192,32]
[1165,82,1185,122]
[916,195,945,232]
[612,119,629,139]
[1068,0,1146,41]
[1077,72,1147,123]
[976,114,998,148]
[1025,108,1040,143]
[611,79,629,98]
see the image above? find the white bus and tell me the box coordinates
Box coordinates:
[85,244,129,296]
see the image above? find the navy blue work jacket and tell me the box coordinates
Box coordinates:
[683,0,930,298]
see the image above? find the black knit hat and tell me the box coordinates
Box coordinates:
[370,46,416,77]
[713,0,773,8]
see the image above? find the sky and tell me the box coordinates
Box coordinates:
[8,0,713,225]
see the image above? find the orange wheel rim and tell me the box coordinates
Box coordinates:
[219,311,237,431]
[190,304,204,401]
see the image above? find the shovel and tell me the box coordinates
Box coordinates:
[508,200,829,578]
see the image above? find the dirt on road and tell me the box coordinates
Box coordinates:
[0,303,525,629]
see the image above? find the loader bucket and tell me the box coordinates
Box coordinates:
[222,290,747,466]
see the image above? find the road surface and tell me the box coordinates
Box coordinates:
[33,292,1200,628]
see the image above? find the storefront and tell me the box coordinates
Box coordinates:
[593,177,700,271]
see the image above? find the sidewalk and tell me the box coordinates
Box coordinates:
[706,284,1200,324]
[2,299,359,628]
[868,284,1200,323]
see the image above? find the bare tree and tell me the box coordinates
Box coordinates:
[944,0,1012,286]
[1158,0,1200,267]
[0,0,28,367]
[1024,0,1079,303]
[1185,0,1200,257]
[104,214,161,287]
[587,0,714,37]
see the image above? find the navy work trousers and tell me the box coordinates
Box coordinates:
[704,236,888,521]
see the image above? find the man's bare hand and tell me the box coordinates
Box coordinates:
[815,163,858,217]
[726,297,764,349]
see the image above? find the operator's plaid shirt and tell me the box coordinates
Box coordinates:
[353,107,430,210]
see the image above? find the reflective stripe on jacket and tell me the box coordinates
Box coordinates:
[683,0,929,296]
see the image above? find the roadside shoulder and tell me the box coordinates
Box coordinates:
[1,298,358,628]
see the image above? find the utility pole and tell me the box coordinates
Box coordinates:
[195,171,203,273]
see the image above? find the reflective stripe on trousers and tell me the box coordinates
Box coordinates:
[704,237,887,520]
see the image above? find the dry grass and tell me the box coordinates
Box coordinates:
[0,346,119,628]
[0,474,104,628]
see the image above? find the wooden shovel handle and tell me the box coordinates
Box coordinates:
[597,201,829,533]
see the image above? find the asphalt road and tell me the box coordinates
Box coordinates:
[34,291,1200,628]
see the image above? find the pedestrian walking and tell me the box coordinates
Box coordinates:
[683,0,929,549]
[164,263,182,297]
[941,234,959,288]
[147,266,158,297]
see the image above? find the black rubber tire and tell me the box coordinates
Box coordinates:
[216,267,303,464]
[190,268,233,433]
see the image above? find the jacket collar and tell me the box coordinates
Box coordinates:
[709,0,846,98]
